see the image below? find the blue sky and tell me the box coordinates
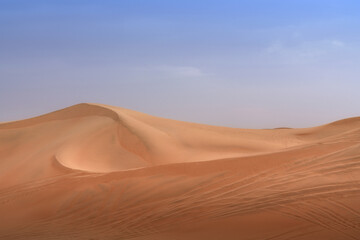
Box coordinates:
[1,0,360,128]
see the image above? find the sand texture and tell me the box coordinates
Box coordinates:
[0,103,360,239]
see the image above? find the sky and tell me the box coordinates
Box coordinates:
[1,0,360,128]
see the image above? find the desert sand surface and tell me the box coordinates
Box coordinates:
[0,103,360,239]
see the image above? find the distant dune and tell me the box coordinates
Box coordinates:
[0,103,359,239]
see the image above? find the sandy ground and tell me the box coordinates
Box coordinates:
[0,103,359,239]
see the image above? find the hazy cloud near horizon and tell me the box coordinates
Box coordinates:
[1,0,360,128]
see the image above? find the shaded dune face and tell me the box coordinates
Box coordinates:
[0,103,360,239]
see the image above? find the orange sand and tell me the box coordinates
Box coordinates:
[0,103,359,239]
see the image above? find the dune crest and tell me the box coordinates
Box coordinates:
[0,103,359,240]
[0,103,313,174]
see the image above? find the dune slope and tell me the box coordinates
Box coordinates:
[0,103,359,239]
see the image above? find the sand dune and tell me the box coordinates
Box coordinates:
[0,103,359,239]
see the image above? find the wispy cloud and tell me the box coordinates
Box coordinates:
[265,39,346,63]
[154,66,205,77]
[330,40,345,47]
[133,65,206,80]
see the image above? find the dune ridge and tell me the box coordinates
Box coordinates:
[0,103,359,239]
